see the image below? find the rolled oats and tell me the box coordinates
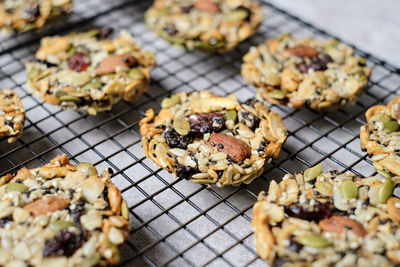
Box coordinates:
[0,89,25,143]
[242,33,371,110]
[252,165,400,266]
[0,0,73,35]
[0,154,129,266]
[361,97,400,177]
[145,0,262,53]
[26,29,156,115]
[140,91,287,186]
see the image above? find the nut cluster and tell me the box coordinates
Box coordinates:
[0,89,25,143]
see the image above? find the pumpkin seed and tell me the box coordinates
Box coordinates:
[77,162,98,177]
[225,10,248,21]
[341,180,358,199]
[6,183,27,193]
[59,95,82,103]
[128,68,145,80]
[121,200,129,220]
[355,71,367,83]
[28,68,40,80]
[370,113,391,123]
[383,120,399,133]
[161,95,181,108]
[50,220,75,231]
[379,179,395,203]
[195,40,226,52]
[315,181,333,195]
[268,90,286,99]
[376,169,392,179]
[66,46,76,58]
[81,80,103,91]
[241,159,253,168]
[85,29,100,38]
[173,117,190,136]
[224,110,237,122]
[298,235,331,248]
[304,163,323,182]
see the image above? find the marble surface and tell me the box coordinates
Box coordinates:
[267,0,400,68]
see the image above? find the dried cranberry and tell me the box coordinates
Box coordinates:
[43,229,87,257]
[187,113,224,137]
[174,164,198,180]
[284,201,332,222]
[164,26,178,36]
[0,215,13,228]
[70,199,86,226]
[98,27,114,40]
[238,111,260,130]
[296,53,332,74]
[68,52,91,72]
[181,5,194,13]
[163,127,193,149]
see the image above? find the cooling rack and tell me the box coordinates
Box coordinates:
[1,0,400,266]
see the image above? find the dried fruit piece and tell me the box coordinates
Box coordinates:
[68,52,91,72]
[284,201,331,221]
[161,95,181,108]
[43,229,87,257]
[172,117,191,136]
[340,180,358,200]
[297,235,331,248]
[319,216,367,237]
[205,133,251,162]
[379,179,395,203]
[187,112,224,137]
[285,45,319,58]
[163,127,193,149]
[303,164,323,182]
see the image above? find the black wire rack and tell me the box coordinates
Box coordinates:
[1,1,399,266]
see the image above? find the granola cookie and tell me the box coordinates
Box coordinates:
[0,89,25,143]
[0,0,73,34]
[145,0,262,52]
[360,97,400,177]
[140,91,287,187]
[26,29,156,115]
[242,33,371,110]
[0,155,130,266]
[252,164,400,266]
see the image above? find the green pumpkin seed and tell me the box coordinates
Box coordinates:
[379,179,395,203]
[315,181,333,195]
[59,95,82,103]
[224,110,237,122]
[370,113,391,123]
[355,71,367,83]
[298,235,331,248]
[81,80,103,91]
[341,180,358,200]
[77,162,98,177]
[242,159,253,168]
[28,68,40,80]
[173,117,191,136]
[66,46,77,58]
[304,163,323,182]
[195,40,226,52]
[376,169,392,179]
[161,95,181,108]
[121,200,129,220]
[85,29,100,38]
[129,68,145,80]
[6,183,28,193]
[50,220,75,231]
[225,10,249,21]
[268,90,286,100]
[384,120,399,133]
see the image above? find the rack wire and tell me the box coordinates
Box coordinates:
[0,1,399,266]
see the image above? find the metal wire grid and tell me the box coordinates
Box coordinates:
[0,0,399,266]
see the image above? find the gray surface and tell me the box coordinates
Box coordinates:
[0,1,399,267]
[268,0,400,68]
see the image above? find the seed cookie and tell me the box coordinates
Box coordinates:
[0,0,73,34]
[140,91,287,186]
[360,97,400,177]
[145,0,262,53]
[0,89,25,143]
[252,164,400,266]
[0,154,130,266]
[26,29,156,115]
[242,33,371,110]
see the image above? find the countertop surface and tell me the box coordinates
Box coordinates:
[267,0,400,68]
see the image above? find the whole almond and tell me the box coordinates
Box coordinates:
[205,133,251,162]
[23,196,70,216]
[319,216,367,237]
[96,54,137,75]
[193,0,219,13]
[285,45,319,58]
